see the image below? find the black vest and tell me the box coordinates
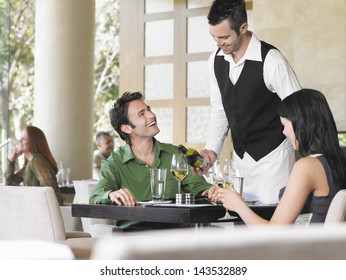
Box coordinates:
[214,41,285,161]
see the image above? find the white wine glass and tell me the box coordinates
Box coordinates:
[170,153,188,194]
[212,160,223,188]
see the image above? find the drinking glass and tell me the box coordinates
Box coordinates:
[233,169,244,195]
[222,159,234,189]
[170,153,188,194]
[212,160,223,188]
[150,168,167,201]
[64,168,71,186]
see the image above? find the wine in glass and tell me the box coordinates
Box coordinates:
[171,153,188,194]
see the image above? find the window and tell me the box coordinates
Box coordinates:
[120,0,252,154]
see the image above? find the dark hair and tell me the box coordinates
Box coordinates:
[208,0,247,35]
[95,131,111,143]
[109,91,143,144]
[26,126,58,173]
[278,89,346,189]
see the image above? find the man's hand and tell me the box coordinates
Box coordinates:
[191,149,218,176]
[109,188,137,206]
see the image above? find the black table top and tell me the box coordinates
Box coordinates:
[228,202,277,221]
[72,202,227,224]
[72,200,277,225]
[59,185,75,194]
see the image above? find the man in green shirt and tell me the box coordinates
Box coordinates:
[89,91,211,229]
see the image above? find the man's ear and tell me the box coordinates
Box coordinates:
[121,124,133,135]
[239,22,248,34]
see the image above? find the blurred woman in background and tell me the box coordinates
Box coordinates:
[5,125,64,205]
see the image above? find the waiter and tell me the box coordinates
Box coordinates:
[198,0,302,204]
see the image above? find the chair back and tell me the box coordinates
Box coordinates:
[73,180,115,235]
[0,186,66,241]
[325,189,346,224]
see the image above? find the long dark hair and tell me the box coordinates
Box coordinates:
[278,89,346,189]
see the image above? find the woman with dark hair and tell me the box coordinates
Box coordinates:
[213,89,346,224]
[5,125,64,205]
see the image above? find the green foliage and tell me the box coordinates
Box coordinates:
[0,0,10,132]
[8,0,35,138]
[94,0,120,135]
[1,0,120,140]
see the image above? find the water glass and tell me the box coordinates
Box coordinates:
[150,168,167,201]
[233,169,244,195]
[64,168,71,186]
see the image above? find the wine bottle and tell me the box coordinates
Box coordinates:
[178,144,206,168]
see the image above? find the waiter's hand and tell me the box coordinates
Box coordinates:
[109,188,137,206]
[191,149,217,176]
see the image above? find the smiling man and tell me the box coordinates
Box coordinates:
[89,92,211,229]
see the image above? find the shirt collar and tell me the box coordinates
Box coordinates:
[244,33,262,62]
[121,138,167,164]
[122,144,135,163]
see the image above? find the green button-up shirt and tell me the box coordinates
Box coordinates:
[89,140,211,204]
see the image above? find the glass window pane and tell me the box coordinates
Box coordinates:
[187,106,210,143]
[145,63,173,100]
[154,107,173,143]
[187,61,210,98]
[187,16,215,53]
[145,20,174,57]
[188,0,213,9]
[145,0,174,14]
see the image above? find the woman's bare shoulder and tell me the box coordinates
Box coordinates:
[293,156,325,179]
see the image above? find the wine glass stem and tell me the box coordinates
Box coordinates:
[178,181,181,194]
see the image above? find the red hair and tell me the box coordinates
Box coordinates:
[25,126,58,173]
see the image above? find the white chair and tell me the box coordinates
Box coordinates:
[0,240,75,260]
[60,203,83,232]
[0,185,96,259]
[325,189,346,224]
[73,180,117,237]
[91,224,346,260]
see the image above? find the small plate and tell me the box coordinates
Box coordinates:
[139,200,172,205]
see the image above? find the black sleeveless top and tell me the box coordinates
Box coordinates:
[279,155,340,223]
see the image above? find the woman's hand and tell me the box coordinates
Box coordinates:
[202,185,219,203]
[9,146,22,162]
[217,187,245,212]
[109,188,137,206]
